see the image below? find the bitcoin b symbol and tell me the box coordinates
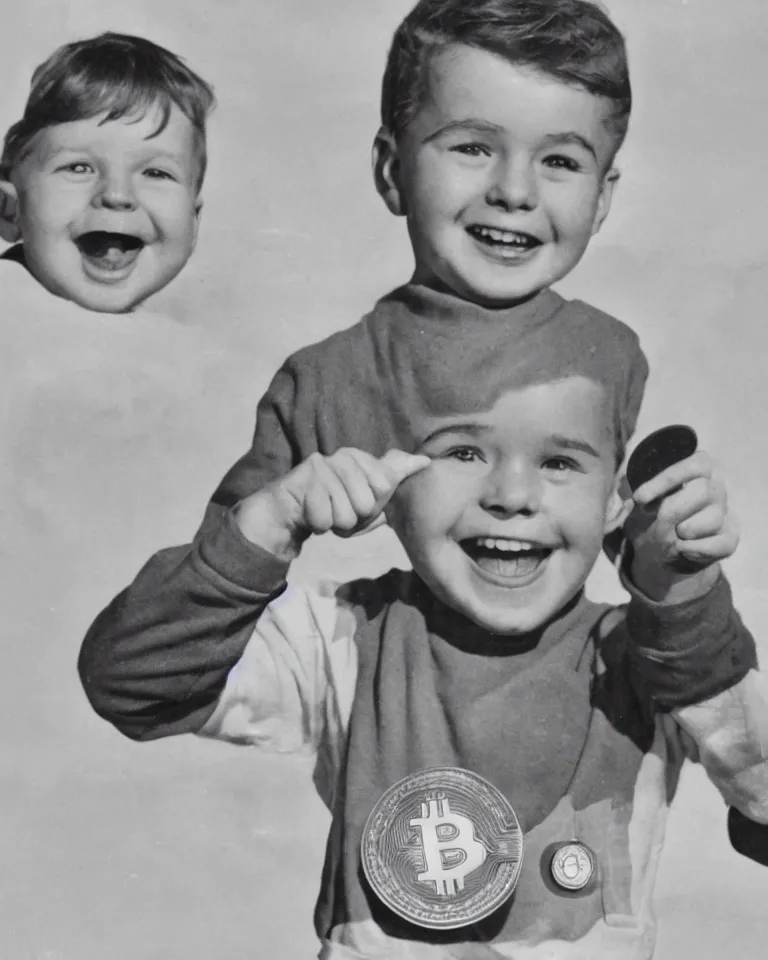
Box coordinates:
[410,794,487,895]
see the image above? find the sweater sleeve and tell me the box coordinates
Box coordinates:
[614,570,767,824]
[621,571,757,709]
[78,510,291,741]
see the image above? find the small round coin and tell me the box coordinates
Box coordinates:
[361,767,524,930]
[550,842,595,892]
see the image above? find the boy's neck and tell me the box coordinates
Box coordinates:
[411,274,553,312]
[392,280,563,332]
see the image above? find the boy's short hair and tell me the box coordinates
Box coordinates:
[382,0,631,147]
[1,32,215,187]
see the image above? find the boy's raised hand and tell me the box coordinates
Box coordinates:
[235,448,431,560]
[624,450,739,603]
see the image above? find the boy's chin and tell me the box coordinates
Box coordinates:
[445,591,583,638]
[437,594,550,638]
[31,271,148,314]
[56,279,154,314]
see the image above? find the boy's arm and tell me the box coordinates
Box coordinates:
[614,448,766,821]
[78,449,428,743]
[78,510,291,741]
[604,577,767,825]
[78,362,305,737]
[78,361,312,739]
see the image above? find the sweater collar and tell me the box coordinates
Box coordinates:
[381,281,564,336]
[411,574,592,665]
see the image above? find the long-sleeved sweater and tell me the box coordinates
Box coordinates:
[78,510,766,960]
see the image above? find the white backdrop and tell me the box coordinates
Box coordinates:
[1,1,767,957]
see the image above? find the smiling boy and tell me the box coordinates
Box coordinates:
[195,0,644,529]
[79,344,767,957]
[0,32,213,314]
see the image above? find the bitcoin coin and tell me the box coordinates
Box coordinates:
[549,842,595,891]
[361,767,524,930]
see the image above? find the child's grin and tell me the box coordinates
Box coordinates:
[466,224,543,262]
[75,231,146,279]
[461,536,552,583]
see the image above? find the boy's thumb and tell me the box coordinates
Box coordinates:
[381,449,431,482]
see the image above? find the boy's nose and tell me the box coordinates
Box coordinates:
[485,157,538,212]
[479,462,541,517]
[93,172,138,212]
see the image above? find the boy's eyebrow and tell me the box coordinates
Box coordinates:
[540,132,598,160]
[136,145,186,161]
[423,119,504,143]
[549,435,602,459]
[422,422,491,443]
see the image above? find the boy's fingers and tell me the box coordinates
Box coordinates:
[345,448,400,501]
[329,451,379,517]
[303,483,334,532]
[675,504,728,541]
[678,529,739,564]
[344,450,431,538]
[632,452,714,505]
[306,457,359,532]
[654,476,726,528]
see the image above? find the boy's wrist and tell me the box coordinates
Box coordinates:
[233,488,305,563]
[628,550,721,605]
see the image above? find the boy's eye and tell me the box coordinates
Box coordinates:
[450,143,491,159]
[446,446,484,464]
[143,167,176,181]
[542,154,581,173]
[543,456,580,473]
[58,162,93,175]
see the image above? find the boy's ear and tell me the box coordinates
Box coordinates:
[0,179,21,244]
[372,126,406,217]
[190,196,203,249]
[591,167,620,237]
[603,482,632,536]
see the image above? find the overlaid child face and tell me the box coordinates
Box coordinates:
[375,45,619,307]
[8,103,202,313]
[386,377,623,636]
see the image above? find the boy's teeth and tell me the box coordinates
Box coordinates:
[472,226,534,246]
[475,537,534,552]
[76,232,143,272]
[464,537,548,579]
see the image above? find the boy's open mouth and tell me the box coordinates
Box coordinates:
[467,225,542,252]
[461,537,551,579]
[75,232,145,273]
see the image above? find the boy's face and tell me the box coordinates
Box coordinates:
[4,103,201,313]
[386,377,624,636]
[374,45,620,307]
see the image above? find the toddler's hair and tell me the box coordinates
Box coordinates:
[1,32,215,186]
[382,0,631,147]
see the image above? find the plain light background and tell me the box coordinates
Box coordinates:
[1,1,767,957]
